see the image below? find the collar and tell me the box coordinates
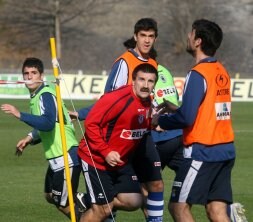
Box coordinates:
[128,49,149,62]
[30,84,45,98]
[198,57,217,64]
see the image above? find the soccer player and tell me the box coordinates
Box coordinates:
[123,37,184,221]
[78,63,158,222]
[72,18,164,222]
[103,18,165,222]
[1,57,81,219]
[152,19,248,222]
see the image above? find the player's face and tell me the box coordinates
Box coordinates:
[134,30,156,58]
[186,29,197,56]
[133,71,157,101]
[23,67,44,93]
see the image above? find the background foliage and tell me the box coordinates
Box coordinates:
[0,0,253,76]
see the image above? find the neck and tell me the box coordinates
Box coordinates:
[195,51,209,64]
[133,47,149,59]
[29,83,43,95]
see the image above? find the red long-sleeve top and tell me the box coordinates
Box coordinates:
[78,85,151,171]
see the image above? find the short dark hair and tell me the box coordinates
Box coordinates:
[22,57,44,74]
[134,18,158,37]
[132,63,158,82]
[192,19,223,56]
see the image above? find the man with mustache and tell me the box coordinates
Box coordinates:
[73,18,164,222]
[78,63,158,222]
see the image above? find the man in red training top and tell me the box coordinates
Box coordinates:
[78,63,158,222]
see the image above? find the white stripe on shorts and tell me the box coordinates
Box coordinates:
[81,160,96,203]
[60,167,73,206]
[179,160,203,202]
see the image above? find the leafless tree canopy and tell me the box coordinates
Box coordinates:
[0,0,253,76]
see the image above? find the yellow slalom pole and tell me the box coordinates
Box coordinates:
[50,37,76,222]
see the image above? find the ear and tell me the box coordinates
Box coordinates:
[41,73,44,80]
[195,38,202,47]
[134,34,137,41]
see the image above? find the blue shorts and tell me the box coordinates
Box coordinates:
[44,165,81,207]
[170,158,234,205]
[81,160,141,205]
[156,135,184,171]
[44,146,81,207]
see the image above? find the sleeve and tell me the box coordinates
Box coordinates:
[104,59,128,93]
[28,129,41,145]
[158,71,206,129]
[77,104,94,120]
[20,92,56,131]
[84,93,120,158]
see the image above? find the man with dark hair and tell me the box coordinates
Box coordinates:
[1,57,81,219]
[78,63,158,222]
[105,17,158,91]
[103,17,165,222]
[153,19,248,222]
[123,35,184,222]
[73,18,164,222]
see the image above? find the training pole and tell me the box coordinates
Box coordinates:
[50,38,76,222]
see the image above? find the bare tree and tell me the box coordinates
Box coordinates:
[0,0,252,75]
[155,0,253,75]
[0,0,119,67]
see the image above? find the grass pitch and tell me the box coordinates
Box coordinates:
[0,99,252,222]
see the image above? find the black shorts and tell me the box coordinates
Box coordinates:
[156,135,184,171]
[132,132,162,183]
[44,165,81,207]
[170,158,235,205]
[81,160,141,205]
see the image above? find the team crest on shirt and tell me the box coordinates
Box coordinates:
[159,73,167,83]
[138,114,144,124]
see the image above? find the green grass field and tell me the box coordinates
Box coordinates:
[0,99,252,222]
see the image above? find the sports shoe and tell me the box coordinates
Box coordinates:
[230,203,248,222]
[74,192,87,213]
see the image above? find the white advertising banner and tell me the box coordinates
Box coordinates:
[0,74,253,101]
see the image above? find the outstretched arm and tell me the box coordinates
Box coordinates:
[1,104,21,119]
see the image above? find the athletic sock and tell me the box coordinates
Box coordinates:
[146,192,164,222]
[227,204,231,218]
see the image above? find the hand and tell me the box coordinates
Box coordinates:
[68,111,78,121]
[156,98,179,114]
[151,113,160,127]
[1,104,21,119]
[151,105,165,127]
[105,151,124,167]
[155,125,164,132]
[15,136,32,156]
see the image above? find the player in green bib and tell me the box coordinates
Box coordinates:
[1,57,81,220]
